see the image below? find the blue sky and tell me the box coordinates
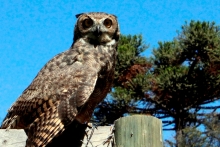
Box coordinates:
[1,0,220,141]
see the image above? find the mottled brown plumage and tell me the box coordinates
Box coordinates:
[1,12,120,147]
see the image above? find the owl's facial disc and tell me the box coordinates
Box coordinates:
[83,19,103,37]
[85,19,113,45]
[73,12,119,44]
[76,13,117,45]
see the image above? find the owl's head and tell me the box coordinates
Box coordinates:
[73,12,120,45]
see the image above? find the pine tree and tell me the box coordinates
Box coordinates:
[147,21,220,146]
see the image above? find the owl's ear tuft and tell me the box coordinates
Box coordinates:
[75,13,84,18]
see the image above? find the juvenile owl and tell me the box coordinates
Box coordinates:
[1,12,120,147]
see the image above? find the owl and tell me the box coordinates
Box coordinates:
[1,12,120,147]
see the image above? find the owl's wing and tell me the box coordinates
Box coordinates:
[1,49,99,146]
[28,58,99,146]
[26,101,65,147]
[25,67,98,147]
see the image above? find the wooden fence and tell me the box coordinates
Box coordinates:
[0,115,163,147]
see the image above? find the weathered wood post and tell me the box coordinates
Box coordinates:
[114,115,163,147]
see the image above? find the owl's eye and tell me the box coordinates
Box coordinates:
[104,19,112,28]
[83,19,93,28]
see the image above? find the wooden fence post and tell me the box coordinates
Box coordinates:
[114,115,163,147]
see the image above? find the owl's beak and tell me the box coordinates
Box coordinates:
[94,25,102,37]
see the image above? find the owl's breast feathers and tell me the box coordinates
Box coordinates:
[73,39,117,123]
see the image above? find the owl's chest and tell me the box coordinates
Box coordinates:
[75,45,116,71]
